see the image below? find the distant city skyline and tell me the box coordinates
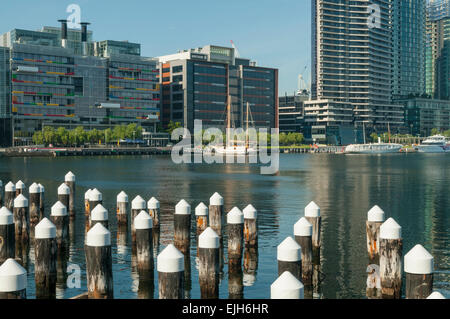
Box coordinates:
[0,0,311,95]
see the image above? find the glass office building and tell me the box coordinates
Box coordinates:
[0,46,11,146]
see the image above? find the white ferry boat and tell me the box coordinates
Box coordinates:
[344,142,403,154]
[415,135,450,153]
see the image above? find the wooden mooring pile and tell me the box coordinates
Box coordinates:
[0,175,446,299]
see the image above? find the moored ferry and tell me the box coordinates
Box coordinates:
[415,135,450,153]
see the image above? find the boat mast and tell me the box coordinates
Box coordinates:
[363,122,366,144]
[246,101,249,149]
[227,95,231,148]
[388,122,391,143]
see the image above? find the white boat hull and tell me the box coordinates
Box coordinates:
[344,143,402,154]
[415,145,450,153]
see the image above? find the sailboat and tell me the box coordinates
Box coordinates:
[212,96,257,155]
[344,122,402,154]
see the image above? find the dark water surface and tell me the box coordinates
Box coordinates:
[0,153,448,299]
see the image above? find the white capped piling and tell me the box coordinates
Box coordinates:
[294,217,313,286]
[0,180,3,207]
[243,247,258,283]
[305,201,321,259]
[228,262,244,299]
[0,207,15,263]
[198,227,220,299]
[131,195,146,242]
[427,292,445,299]
[134,211,154,273]
[38,183,45,218]
[4,182,15,211]
[88,188,102,216]
[84,189,92,217]
[116,191,128,226]
[366,264,382,299]
[148,197,160,229]
[243,204,258,248]
[277,236,302,281]
[34,218,57,299]
[366,205,385,263]
[405,244,434,299]
[379,217,403,299]
[64,171,76,217]
[50,201,69,250]
[0,258,27,299]
[271,271,304,299]
[174,199,191,255]
[209,192,224,237]
[85,223,113,299]
[195,202,208,236]
[13,194,29,243]
[29,183,41,228]
[227,207,244,269]
[57,183,70,217]
[157,244,184,299]
[90,204,109,230]
[15,180,25,197]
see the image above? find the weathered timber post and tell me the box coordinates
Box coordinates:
[0,207,15,263]
[34,218,57,299]
[90,204,109,230]
[366,205,385,264]
[15,180,25,197]
[84,189,92,218]
[148,197,160,229]
[0,258,27,299]
[294,217,313,286]
[4,182,15,211]
[13,194,29,244]
[174,199,191,255]
[195,202,208,236]
[243,204,258,248]
[228,262,243,299]
[116,191,128,227]
[304,201,321,261]
[29,183,41,229]
[227,207,244,269]
[198,227,220,299]
[57,183,70,217]
[366,264,382,299]
[209,192,224,238]
[405,244,434,299]
[379,217,403,299]
[131,195,146,243]
[38,184,45,219]
[0,180,3,207]
[85,223,113,299]
[157,244,184,299]
[243,247,258,287]
[64,171,76,217]
[271,271,304,299]
[135,211,154,273]
[50,201,69,250]
[277,236,302,281]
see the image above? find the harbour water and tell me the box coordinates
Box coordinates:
[0,153,448,299]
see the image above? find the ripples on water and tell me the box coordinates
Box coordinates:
[0,153,448,299]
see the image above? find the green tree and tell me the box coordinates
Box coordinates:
[431,128,439,135]
[104,128,112,143]
[370,132,379,143]
[43,126,56,145]
[32,131,44,145]
[74,126,86,145]
[444,130,450,138]
[166,121,182,135]
[56,127,69,146]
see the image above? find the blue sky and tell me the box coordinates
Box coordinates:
[0,0,311,94]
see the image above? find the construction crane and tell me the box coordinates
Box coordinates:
[230,40,240,58]
[297,64,309,95]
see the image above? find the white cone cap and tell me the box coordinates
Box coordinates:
[29,182,40,194]
[157,244,184,272]
[209,192,224,206]
[227,207,244,224]
[86,223,111,247]
[15,180,25,190]
[368,205,385,222]
[91,204,108,221]
[175,199,191,215]
[379,218,402,239]
[38,183,44,192]
[89,188,102,201]
[0,258,27,292]
[117,191,128,203]
[35,218,56,239]
[427,292,446,299]
[199,227,219,249]
[404,244,434,274]
[134,211,153,230]
[58,183,70,195]
[84,189,92,200]
[195,202,208,216]
[131,195,146,210]
[278,237,302,262]
[14,194,28,208]
[305,201,320,217]
[0,207,13,225]
[271,271,304,299]
[148,197,160,209]
[51,201,67,216]
[65,171,75,182]
[5,181,15,192]
[243,204,257,219]
[294,217,313,237]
